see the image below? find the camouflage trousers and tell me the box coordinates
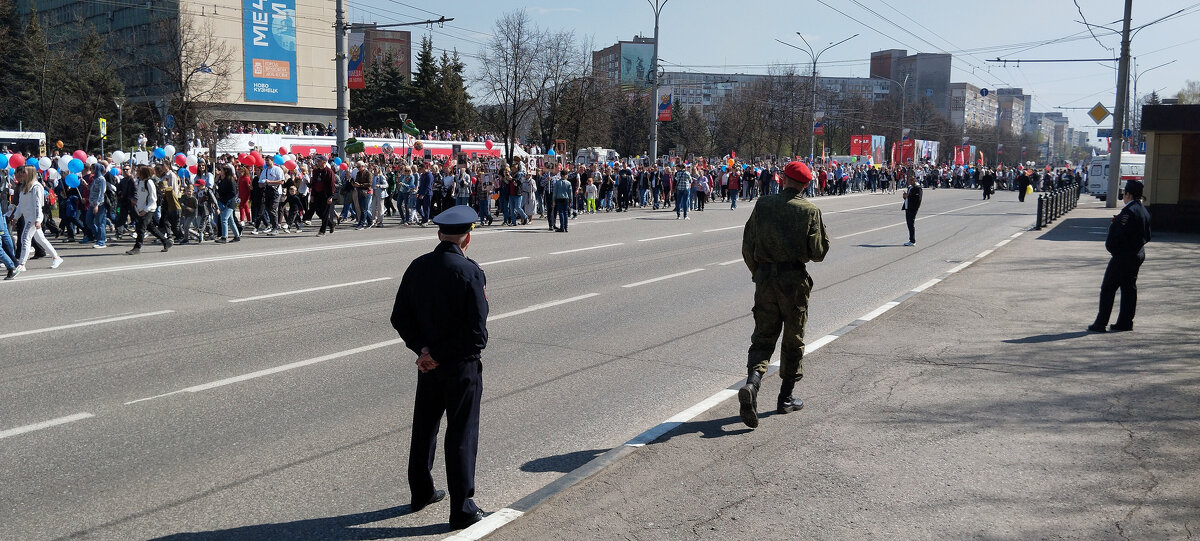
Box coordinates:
[747,272,813,381]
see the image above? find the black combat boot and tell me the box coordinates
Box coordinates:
[738,370,762,428]
[777,376,804,414]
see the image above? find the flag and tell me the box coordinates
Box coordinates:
[657,86,673,122]
[813,112,825,136]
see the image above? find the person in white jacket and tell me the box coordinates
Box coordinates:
[127,165,172,255]
[8,165,62,272]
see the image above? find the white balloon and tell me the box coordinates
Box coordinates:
[111,150,127,164]
[38,157,51,170]
[286,154,296,163]
[85,156,98,166]
[58,156,71,170]
[48,169,61,180]
[185,155,198,167]
[164,145,176,156]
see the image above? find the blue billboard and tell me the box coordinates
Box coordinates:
[243,0,298,103]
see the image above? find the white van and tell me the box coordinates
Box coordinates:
[1087,153,1145,201]
[575,147,620,166]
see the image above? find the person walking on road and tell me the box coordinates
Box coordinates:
[390,205,489,530]
[738,161,829,428]
[7,165,62,274]
[127,165,172,255]
[902,172,922,246]
[673,164,692,219]
[1017,169,1031,202]
[1088,180,1151,333]
[553,170,573,232]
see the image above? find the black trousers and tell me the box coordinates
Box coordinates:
[409,359,482,521]
[905,208,918,243]
[1094,256,1143,327]
[133,212,169,249]
[311,197,335,233]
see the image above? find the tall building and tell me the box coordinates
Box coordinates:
[949,83,998,129]
[996,88,1033,134]
[14,0,337,124]
[868,50,952,118]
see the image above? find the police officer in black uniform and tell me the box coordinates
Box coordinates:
[390,205,488,529]
[1088,180,1151,333]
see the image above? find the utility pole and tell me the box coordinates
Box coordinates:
[648,0,668,166]
[1106,0,1132,209]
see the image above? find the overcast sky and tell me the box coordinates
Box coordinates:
[350,0,1200,140]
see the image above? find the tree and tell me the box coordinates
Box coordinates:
[0,0,27,129]
[437,50,474,130]
[1176,80,1200,104]
[410,36,441,129]
[478,9,554,161]
[350,52,413,130]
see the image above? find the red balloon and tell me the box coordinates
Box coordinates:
[8,154,26,168]
[73,150,86,161]
[284,160,297,171]
[188,165,198,174]
[278,146,288,155]
[250,151,262,160]
[339,163,348,171]
[485,139,493,150]
[254,156,265,168]
[174,154,187,167]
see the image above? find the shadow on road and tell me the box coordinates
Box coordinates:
[650,415,753,445]
[149,506,452,540]
[1002,331,1090,344]
[1035,217,1110,242]
[521,448,606,473]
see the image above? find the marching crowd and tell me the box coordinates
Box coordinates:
[0,142,1077,281]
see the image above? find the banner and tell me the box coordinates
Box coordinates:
[890,142,899,165]
[657,86,672,122]
[954,145,966,166]
[348,31,366,89]
[850,135,871,156]
[901,139,915,163]
[813,112,825,136]
[620,42,655,91]
[244,0,298,103]
[871,135,886,165]
[901,128,911,141]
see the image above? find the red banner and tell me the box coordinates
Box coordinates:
[849,135,870,156]
[901,140,915,164]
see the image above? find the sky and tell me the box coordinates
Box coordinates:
[350,0,1200,143]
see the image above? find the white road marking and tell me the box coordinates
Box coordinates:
[976,249,995,259]
[0,310,175,340]
[717,258,743,266]
[805,334,839,354]
[834,202,990,240]
[912,278,942,292]
[0,412,94,440]
[478,256,530,266]
[10,236,434,282]
[858,301,900,321]
[946,260,974,274]
[702,225,743,233]
[1010,231,1024,239]
[994,239,1011,247]
[125,339,407,405]
[227,277,392,303]
[823,201,900,214]
[625,389,737,447]
[622,269,704,288]
[549,243,623,255]
[443,508,525,541]
[638,233,692,242]
[488,293,600,322]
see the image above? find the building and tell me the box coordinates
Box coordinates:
[870,50,953,118]
[995,89,1028,135]
[949,83,998,129]
[15,0,337,125]
[1141,103,1200,231]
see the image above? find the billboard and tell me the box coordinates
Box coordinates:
[366,30,411,79]
[348,31,366,90]
[813,112,825,136]
[620,42,654,91]
[243,0,298,103]
[657,86,672,121]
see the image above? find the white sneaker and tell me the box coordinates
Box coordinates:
[93,243,107,249]
[904,241,915,246]
[50,257,64,269]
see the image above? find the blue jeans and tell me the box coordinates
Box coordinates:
[0,217,16,270]
[555,198,570,230]
[477,197,491,224]
[358,193,373,226]
[509,195,527,223]
[675,191,690,218]
[456,194,470,207]
[730,191,738,209]
[218,203,240,238]
[91,205,107,245]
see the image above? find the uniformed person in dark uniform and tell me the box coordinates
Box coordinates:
[739,161,830,428]
[390,205,488,529]
[1088,180,1151,333]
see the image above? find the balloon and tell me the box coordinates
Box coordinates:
[727,158,734,167]
[188,165,198,175]
[547,148,555,156]
[173,153,186,167]
[254,156,265,168]
[164,144,176,157]
[8,154,24,168]
[111,150,127,164]
[273,154,284,165]
[68,158,84,173]
[278,146,287,155]
[55,140,63,149]
[284,160,297,171]
[339,163,348,171]
[286,154,295,163]
[178,167,190,179]
[73,150,86,161]
[382,143,393,154]
[153,147,167,159]
[332,157,342,166]
[485,140,494,150]
[86,156,97,166]
[250,150,261,161]
[58,156,71,170]
[238,154,253,166]
[64,173,80,188]
[48,169,60,180]
[110,167,120,177]
[185,155,198,167]
[0,155,7,169]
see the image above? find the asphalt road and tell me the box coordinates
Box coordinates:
[0,187,1036,540]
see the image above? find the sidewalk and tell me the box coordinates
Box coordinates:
[485,198,1200,540]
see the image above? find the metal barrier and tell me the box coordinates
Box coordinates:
[1035,182,1082,230]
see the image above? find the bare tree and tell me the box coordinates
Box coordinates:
[478,10,551,161]
[152,14,234,151]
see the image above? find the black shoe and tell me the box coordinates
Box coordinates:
[410,489,446,512]
[449,510,485,530]
[1109,323,1133,332]
[554,228,564,232]
[1086,324,1107,333]
[125,247,141,255]
[738,371,762,429]
[4,268,14,281]
[161,239,172,252]
[215,237,227,244]
[777,396,804,414]
[231,237,241,243]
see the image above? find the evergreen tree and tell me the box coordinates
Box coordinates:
[0,0,27,128]
[410,36,441,129]
[351,52,413,130]
[437,50,473,130]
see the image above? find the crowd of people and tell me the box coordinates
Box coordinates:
[0,141,1080,281]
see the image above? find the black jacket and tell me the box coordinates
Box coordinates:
[904,184,922,212]
[1106,200,1152,260]
[391,241,489,362]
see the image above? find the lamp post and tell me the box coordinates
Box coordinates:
[791,32,857,162]
[1130,58,1174,145]
[648,0,668,166]
[874,73,909,144]
[113,96,126,153]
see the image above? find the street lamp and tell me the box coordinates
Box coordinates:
[1130,58,1175,144]
[780,32,858,162]
[648,0,669,166]
[113,96,126,153]
[873,73,910,143]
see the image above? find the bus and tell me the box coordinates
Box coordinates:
[0,130,48,157]
[1087,153,1145,201]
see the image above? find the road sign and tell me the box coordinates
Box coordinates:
[1140,141,1146,153]
[99,118,107,138]
[164,114,176,129]
[980,88,989,97]
[1097,128,1113,138]
[1088,102,1110,124]
[1123,128,1132,138]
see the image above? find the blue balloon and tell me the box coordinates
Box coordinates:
[110,167,120,177]
[0,154,8,169]
[547,149,556,156]
[333,157,342,166]
[179,168,190,178]
[64,173,80,188]
[153,147,167,159]
[273,154,284,165]
[68,158,84,174]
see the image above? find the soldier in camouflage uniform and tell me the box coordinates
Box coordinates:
[738,161,829,428]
